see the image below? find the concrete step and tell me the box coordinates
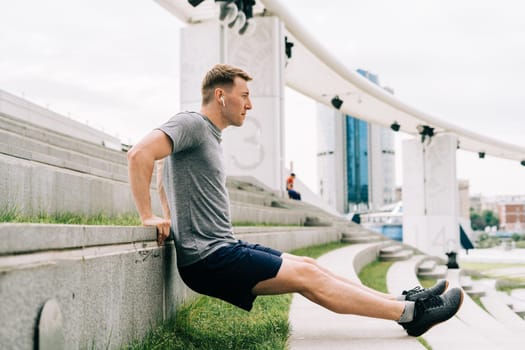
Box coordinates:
[341,229,378,239]
[379,249,413,262]
[341,234,383,244]
[230,201,308,226]
[480,295,525,331]
[227,188,274,207]
[379,244,403,256]
[0,153,161,216]
[0,131,128,182]
[418,264,448,279]
[417,259,437,273]
[0,112,127,165]
[465,288,486,298]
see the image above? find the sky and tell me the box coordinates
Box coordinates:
[1,0,524,197]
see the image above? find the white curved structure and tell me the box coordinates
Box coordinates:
[156,0,525,163]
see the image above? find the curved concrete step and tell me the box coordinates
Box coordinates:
[379,249,413,262]
[417,259,437,273]
[341,234,383,244]
[379,244,403,256]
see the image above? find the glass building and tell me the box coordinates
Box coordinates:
[316,69,396,214]
[346,116,369,206]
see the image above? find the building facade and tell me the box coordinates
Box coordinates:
[498,203,525,233]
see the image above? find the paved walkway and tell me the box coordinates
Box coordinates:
[288,244,424,349]
[459,247,525,264]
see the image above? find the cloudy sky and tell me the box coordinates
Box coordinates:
[1,0,524,197]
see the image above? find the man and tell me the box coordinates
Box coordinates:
[127,64,463,337]
[286,173,301,200]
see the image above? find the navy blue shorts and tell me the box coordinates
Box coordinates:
[178,240,283,311]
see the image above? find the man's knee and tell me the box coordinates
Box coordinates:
[294,261,328,291]
[301,256,317,265]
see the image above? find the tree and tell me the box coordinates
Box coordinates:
[482,210,499,228]
[469,208,499,231]
[470,211,485,231]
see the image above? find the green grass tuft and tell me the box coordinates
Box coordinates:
[417,336,433,350]
[358,259,394,293]
[292,241,351,259]
[0,207,141,226]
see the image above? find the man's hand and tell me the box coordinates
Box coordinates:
[142,215,171,246]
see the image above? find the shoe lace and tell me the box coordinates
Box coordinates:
[416,295,443,311]
[403,286,423,297]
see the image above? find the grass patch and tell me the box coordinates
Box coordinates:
[292,241,351,259]
[417,336,433,350]
[358,259,394,293]
[495,278,525,293]
[123,241,351,350]
[418,278,438,289]
[0,207,141,226]
[124,295,292,350]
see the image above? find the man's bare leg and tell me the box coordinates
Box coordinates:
[281,253,396,300]
[252,258,405,320]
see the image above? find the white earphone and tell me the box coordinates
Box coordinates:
[220,96,226,107]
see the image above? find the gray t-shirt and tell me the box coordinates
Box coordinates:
[158,111,237,266]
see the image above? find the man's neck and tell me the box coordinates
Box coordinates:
[200,106,226,131]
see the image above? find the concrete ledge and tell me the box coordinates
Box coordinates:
[0,236,188,350]
[352,242,384,274]
[0,224,155,255]
[0,224,343,349]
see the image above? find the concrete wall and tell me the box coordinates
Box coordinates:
[0,224,341,350]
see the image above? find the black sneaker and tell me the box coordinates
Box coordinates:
[400,287,464,337]
[402,280,449,302]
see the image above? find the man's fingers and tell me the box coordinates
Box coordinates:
[156,221,171,246]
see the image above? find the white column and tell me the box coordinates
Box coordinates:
[180,16,286,191]
[402,134,460,258]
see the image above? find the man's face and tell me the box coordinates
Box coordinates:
[222,77,252,127]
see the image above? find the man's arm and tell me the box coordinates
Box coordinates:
[127,130,172,245]
[156,158,171,220]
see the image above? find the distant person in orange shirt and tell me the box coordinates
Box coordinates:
[286,173,301,200]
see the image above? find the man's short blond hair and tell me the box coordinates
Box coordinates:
[201,64,252,105]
